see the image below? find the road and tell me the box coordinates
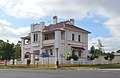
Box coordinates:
[0,69,120,78]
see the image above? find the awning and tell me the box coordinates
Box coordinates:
[71,46,85,50]
[41,45,54,49]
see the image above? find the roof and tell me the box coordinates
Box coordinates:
[71,46,85,50]
[44,22,91,34]
[21,36,30,39]
[44,23,64,30]
[41,45,54,49]
[65,24,91,33]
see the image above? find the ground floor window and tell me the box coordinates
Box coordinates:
[78,50,82,57]
[45,49,48,53]
[72,50,75,56]
[50,49,53,56]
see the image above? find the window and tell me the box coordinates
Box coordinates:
[61,32,65,39]
[78,35,81,42]
[45,34,48,40]
[72,50,75,56]
[36,34,38,41]
[72,34,74,41]
[78,50,81,57]
[50,32,55,39]
[33,34,35,41]
[50,49,53,56]
[44,32,55,40]
[33,33,38,42]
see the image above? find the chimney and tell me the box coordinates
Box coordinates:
[53,16,57,24]
[70,18,75,25]
[31,24,34,32]
[40,22,45,29]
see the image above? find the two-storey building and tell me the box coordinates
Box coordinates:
[21,16,90,64]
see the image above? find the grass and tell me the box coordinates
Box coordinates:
[94,64,120,69]
[0,64,120,70]
[0,64,57,70]
[59,64,120,70]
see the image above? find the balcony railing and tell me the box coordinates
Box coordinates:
[43,39,55,45]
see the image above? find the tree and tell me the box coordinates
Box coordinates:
[14,44,21,60]
[116,50,120,53]
[88,46,100,60]
[10,43,21,65]
[0,40,15,66]
[89,46,95,55]
[104,53,114,64]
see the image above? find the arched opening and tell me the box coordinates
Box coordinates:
[25,52,31,65]
[25,52,31,59]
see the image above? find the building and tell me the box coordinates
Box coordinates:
[21,16,90,65]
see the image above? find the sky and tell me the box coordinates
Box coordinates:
[0,0,120,52]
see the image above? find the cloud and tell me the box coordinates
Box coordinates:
[0,19,30,43]
[0,0,119,18]
[0,0,97,19]
[88,36,120,52]
[0,0,120,51]
[0,19,12,26]
[0,0,119,19]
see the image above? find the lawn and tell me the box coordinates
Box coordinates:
[0,64,120,70]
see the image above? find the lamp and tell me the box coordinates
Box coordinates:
[56,48,59,68]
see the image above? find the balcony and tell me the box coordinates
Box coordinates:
[43,39,55,45]
[32,41,40,47]
[68,40,85,46]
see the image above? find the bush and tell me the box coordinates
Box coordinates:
[67,55,78,61]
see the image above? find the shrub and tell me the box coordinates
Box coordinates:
[67,55,78,61]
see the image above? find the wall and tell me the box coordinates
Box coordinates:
[65,29,89,59]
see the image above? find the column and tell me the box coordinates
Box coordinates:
[55,30,61,67]
[21,38,25,63]
[64,30,68,58]
[30,53,34,64]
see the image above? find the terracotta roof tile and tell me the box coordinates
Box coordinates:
[65,24,91,33]
[44,22,90,33]
[44,23,64,30]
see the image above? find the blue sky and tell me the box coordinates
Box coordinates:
[2,12,111,40]
[0,0,120,52]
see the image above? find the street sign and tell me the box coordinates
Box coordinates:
[67,52,71,57]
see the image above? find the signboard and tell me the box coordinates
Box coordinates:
[41,52,49,57]
[67,52,71,57]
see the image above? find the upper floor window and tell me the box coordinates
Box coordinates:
[72,34,75,41]
[44,32,55,40]
[33,33,38,42]
[61,31,65,39]
[78,35,81,42]
[45,34,49,40]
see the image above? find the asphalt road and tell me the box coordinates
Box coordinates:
[0,69,120,78]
